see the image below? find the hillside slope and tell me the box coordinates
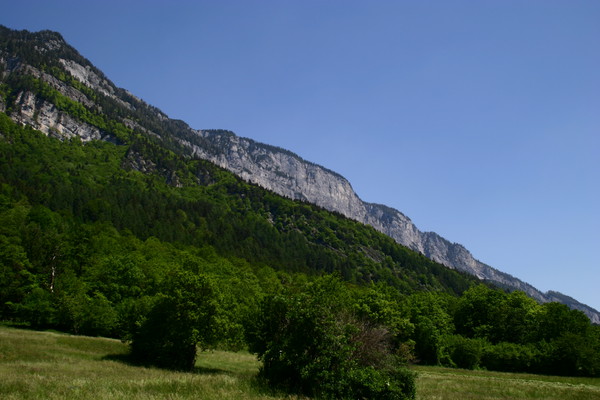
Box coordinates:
[1,26,597,323]
[182,130,600,323]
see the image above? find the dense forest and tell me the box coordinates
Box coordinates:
[1,26,599,399]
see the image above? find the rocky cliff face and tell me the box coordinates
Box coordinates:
[10,90,103,141]
[2,26,598,323]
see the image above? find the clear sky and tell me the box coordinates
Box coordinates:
[3,1,599,311]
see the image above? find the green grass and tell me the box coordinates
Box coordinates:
[0,325,301,400]
[414,365,600,400]
[1,325,599,399]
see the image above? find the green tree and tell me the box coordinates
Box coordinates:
[11,286,56,328]
[401,291,455,365]
[495,290,539,343]
[130,270,220,370]
[532,302,590,342]
[0,234,34,319]
[454,284,503,341]
[0,202,34,318]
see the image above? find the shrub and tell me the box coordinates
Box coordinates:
[130,270,219,370]
[443,335,488,369]
[348,366,416,400]
[481,342,541,373]
[246,276,416,399]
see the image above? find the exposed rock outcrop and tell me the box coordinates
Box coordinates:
[10,90,104,141]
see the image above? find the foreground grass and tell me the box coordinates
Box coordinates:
[0,325,299,400]
[415,365,600,400]
[1,325,599,399]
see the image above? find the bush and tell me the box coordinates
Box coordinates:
[246,276,416,399]
[348,366,416,400]
[481,342,541,373]
[443,335,488,369]
[130,270,219,370]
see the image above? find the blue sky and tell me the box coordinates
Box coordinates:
[3,1,599,311]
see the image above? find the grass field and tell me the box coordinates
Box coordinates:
[414,366,600,400]
[1,325,599,399]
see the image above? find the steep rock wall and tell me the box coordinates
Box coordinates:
[10,90,104,141]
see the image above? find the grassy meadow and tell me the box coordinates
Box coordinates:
[0,325,293,400]
[1,325,599,400]
[414,366,600,400]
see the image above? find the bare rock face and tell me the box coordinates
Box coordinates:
[184,130,367,219]
[60,58,114,97]
[10,91,104,142]
[363,203,425,253]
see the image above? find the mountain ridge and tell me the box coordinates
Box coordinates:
[180,128,600,323]
[1,26,598,323]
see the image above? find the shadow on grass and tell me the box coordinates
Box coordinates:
[102,352,141,367]
[193,365,232,375]
[102,353,238,376]
[102,352,288,397]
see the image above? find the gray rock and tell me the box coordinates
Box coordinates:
[59,58,115,98]
[11,90,104,142]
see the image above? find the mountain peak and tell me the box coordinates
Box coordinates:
[0,25,65,51]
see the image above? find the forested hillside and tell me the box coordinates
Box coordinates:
[0,111,474,329]
[1,26,599,398]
